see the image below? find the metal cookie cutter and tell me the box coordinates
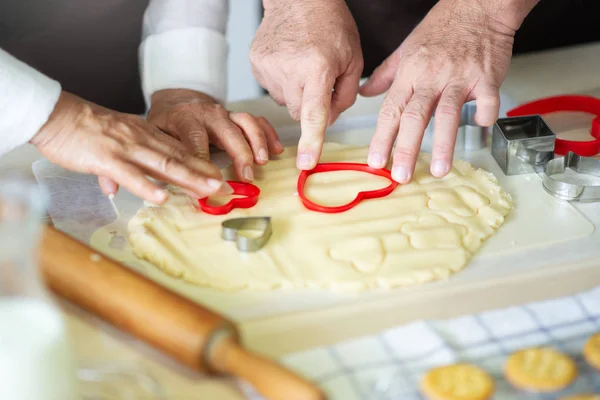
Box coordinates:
[422,102,488,152]
[543,152,600,202]
[221,217,272,252]
[492,115,556,175]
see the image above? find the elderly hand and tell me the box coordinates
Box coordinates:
[31,91,231,204]
[250,0,363,170]
[148,89,283,182]
[360,0,535,183]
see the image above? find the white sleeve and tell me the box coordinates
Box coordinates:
[140,0,229,108]
[0,49,61,157]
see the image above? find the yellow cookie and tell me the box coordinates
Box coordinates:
[584,332,600,370]
[504,347,577,392]
[420,363,495,400]
[559,395,600,400]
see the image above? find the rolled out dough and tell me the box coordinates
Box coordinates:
[128,144,513,292]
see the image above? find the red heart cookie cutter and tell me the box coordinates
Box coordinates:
[507,95,600,157]
[297,163,399,213]
[198,181,260,215]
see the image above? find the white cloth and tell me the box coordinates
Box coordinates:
[140,0,229,106]
[0,49,61,156]
[0,0,229,158]
[243,286,600,400]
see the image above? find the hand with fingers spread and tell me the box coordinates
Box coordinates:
[30,91,232,204]
[361,0,538,183]
[250,0,363,170]
[147,89,284,182]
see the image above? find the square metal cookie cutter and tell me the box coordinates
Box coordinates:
[492,115,556,176]
[543,152,600,202]
[221,217,272,252]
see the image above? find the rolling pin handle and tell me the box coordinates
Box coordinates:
[210,335,327,400]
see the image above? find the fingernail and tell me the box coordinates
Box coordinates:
[431,160,448,177]
[244,165,254,181]
[154,189,168,203]
[392,165,409,183]
[368,153,385,169]
[296,153,314,170]
[219,182,234,195]
[276,140,283,152]
[258,147,269,161]
[207,179,224,189]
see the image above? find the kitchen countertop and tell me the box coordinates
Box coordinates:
[2,41,600,399]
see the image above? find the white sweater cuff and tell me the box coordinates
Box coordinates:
[0,49,61,157]
[140,27,228,107]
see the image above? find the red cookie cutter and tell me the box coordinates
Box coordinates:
[507,95,600,156]
[198,181,260,215]
[297,163,399,213]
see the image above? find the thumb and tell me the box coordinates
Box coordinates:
[359,50,401,97]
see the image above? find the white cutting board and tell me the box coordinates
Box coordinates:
[33,121,598,325]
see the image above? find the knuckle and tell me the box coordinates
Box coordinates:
[435,105,460,120]
[122,141,143,156]
[169,146,189,161]
[115,121,134,137]
[288,105,301,121]
[401,101,428,124]
[272,95,286,106]
[303,93,328,109]
[231,147,254,164]
[308,55,333,76]
[309,51,330,67]
[80,103,95,117]
[478,95,500,108]
[433,142,454,156]
[211,103,228,115]
[194,149,210,161]
[379,103,401,122]
[158,155,177,173]
[237,112,254,121]
[394,146,418,160]
[222,126,243,138]
[302,106,326,125]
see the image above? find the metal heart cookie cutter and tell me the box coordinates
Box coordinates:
[297,163,399,213]
[198,181,260,215]
[221,217,272,252]
[543,152,600,202]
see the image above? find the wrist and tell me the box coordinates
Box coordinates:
[150,89,217,108]
[263,0,342,11]
[468,0,540,31]
[31,91,79,148]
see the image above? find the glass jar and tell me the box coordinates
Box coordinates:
[0,176,80,400]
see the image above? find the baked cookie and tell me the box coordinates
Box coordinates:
[584,332,600,370]
[504,347,577,392]
[559,395,600,400]
[420,363,494,400]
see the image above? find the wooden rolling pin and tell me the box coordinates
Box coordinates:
[39,225,325,400]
